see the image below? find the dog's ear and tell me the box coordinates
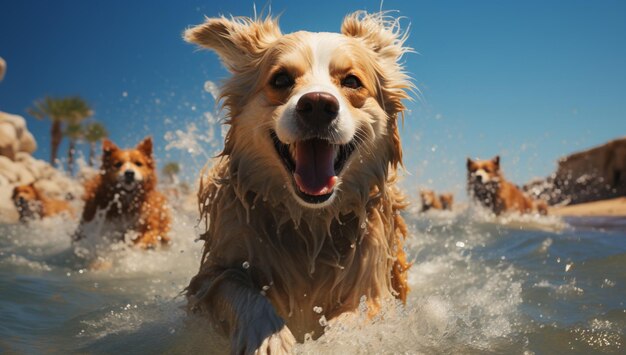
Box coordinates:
[184,16,281,72]
[341,11,409,64]
[467,157,474,169]
[102,139,118,156]
[136,137,153,157]
[342,12,412,169]
[493,155,500,167]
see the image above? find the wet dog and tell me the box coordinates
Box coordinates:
[12,183,74,221]
[420,189,442,212]
[439,193,454,210]
[467,156,547,215]
[73,137,171,248]
[420,189,454,212]
[184,11,412,354]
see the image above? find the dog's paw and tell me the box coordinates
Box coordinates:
[232,317,295,355]
[254,325,296,355]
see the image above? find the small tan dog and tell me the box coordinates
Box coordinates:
[420,189,454,212]
[12,183,74,221]
[73,137,170,248]
[184,11,412,354]
[439,193,454,210]
[467,156,547,215]
[419,189,442,211]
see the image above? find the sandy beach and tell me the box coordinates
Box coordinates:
[550,197,626,217]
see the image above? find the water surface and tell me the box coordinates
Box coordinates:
[1,206,624,354]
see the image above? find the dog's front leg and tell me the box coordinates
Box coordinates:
[190,268,295,354]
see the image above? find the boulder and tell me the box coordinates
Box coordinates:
[525,137,626,205]
[0,112,37,160]
[0,122,18,160]
[0,155,19,182]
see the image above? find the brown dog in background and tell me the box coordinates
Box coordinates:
[420,189,454,212]
[184,11,412,354]
[467,156,547,215]
[73,137,170,248]
[12,183,74,221]
[439,193,454,210]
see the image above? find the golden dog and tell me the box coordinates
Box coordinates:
[73,137,171,248]
[12,183,74,221]
[184,11,413,354]
[467,156,547,215]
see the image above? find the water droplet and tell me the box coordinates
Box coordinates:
[242,261,250,269]
[360,222,366,229]
[262,285,270,291]
[455,241,465,248]
[318,315,328,327]
[313,306,323,314]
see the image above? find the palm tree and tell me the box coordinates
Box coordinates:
[162,162,181,184]
[63,97,93,175]
[28,96,93,167]
[63,122,83,175]
[29,97,67,165]
[83,121,108,167]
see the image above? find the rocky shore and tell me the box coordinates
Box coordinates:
[0,111,82,223]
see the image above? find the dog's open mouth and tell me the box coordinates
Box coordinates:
[271,131,355,204]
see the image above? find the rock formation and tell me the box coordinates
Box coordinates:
[0,112,83,223]
[525,137,626,205]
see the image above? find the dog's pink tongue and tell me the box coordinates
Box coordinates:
[294,139,337,196]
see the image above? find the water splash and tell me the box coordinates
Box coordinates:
[1,192,624,353]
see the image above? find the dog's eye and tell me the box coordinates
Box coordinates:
[135,161,143,167]
[114,162,123,169]
[271,72,293,89]
[341,75,362,89]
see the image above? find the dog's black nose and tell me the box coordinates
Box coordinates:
[296,92,339,128]
[124,170,135,182]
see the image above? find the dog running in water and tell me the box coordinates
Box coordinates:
[184,11,413,354]
[73,137,171,248]
[467,155,548,215]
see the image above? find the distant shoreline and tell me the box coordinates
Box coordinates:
[550,197,626,217]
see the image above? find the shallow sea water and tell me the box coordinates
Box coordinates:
[1,204,624,354]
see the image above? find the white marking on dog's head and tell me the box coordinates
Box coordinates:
[117,161,143,191]
[474,168,491,183]
[275,34,356,145]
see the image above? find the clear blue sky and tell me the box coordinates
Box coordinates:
[1,1,625,200]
